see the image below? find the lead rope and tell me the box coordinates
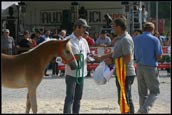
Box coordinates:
[75,53,84,85]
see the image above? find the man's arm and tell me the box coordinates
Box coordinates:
[123,53,132,64]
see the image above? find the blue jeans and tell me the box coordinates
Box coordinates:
[63,75,84,114]
[115,75,135,113]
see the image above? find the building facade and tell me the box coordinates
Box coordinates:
[2,1,147,39]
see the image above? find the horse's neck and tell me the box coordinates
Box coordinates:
[30,41,59,68]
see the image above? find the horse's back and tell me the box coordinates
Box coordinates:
[1,54,28,88]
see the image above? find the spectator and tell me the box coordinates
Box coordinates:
[52,29,59,39]
[1,29,15,55]
[83,31,94,46]
[95,30,111,47]
[92,32,99,43]
[42,30,51,41]
[58,29,67,40]
[142,5,148,25]
[63,18,91,114]
[30,33,37,48]
[132,29,143,39]
[153,31,164,46]
[134,22,162,114]
[164,31,171,75]
[16,30,31,54]
[53,29,67,77]
[163,31,171,46]
[35,30,44,45]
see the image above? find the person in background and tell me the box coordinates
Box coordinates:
[1,29,15,55]
[134,22,162,114]
[92,32,99,43]
[29,33,37,48]
[163,31,171,46]
[16,30,31,54]
[142,5,148,25]
[153,31,164,46]
[95,30,111,47]
[63,18,90,114]
[52,29,59,39]
[58,29,67,40]
[132,29,143,39]
[35,30,44,45]
[164,31,171,76]
[82,31,94,46]
[53,29,67,77]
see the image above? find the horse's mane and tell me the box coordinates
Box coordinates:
[21,39,63,54]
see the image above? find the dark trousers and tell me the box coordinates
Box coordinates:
[63,75,84,114]
[115,75,135,113]
[52,62,59,75]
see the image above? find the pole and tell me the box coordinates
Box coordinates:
[156,1,158,32]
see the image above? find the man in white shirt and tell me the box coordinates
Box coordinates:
[63,18,90,114]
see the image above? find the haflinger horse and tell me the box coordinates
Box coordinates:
[1,39,77,114]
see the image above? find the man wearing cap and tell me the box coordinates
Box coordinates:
[83,31,94,46]
[1,29,15,55]
[63,18,91,114]
[134,22,162,113]
[95,30,111,47]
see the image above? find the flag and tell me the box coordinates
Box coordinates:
[115,57,129,113]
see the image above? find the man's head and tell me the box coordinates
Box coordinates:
[112,18,127,30]
[2,29,10,36]
[3,29,10,33]
[60,30,67,37]
[73,18,90,36]
[83,31,89,38]
[100,30,107,38]
[143,22,155,33]
[74,18,90,28]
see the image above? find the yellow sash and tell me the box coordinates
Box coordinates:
[115,57,129,113]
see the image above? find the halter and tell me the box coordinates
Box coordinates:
[57,41,76,64]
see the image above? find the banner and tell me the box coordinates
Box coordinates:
[58,46,171,70]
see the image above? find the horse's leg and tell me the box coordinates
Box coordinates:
[26,92,31,113]
[28,87,37,114]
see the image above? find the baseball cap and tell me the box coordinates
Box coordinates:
[100,30,107,34]
[84,31,89,35]
[3,29,10,33]
[74,18,91,28]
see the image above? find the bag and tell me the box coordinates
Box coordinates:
[93,61,114,85]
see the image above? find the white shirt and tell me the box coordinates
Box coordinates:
[65,33,90,77]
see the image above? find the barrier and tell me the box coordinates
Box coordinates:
[57,46,171,71]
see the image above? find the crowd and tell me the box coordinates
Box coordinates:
[1,17,171,114]
[1,21,171,77]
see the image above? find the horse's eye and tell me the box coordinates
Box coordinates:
[66,50,70,54]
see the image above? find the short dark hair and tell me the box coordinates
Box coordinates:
[113,18,127,31]
[23,30,29,35]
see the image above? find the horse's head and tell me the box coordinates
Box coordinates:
[58,38,78,70]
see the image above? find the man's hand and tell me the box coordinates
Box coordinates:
[74,54,80,61]
[93,55,102,62]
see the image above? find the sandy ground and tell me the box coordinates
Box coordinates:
[1,70,171,114]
